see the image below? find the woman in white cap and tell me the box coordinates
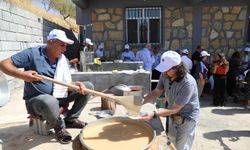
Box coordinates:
[120,44,136,62]
[141,51,200,150]
[194,50,210,97]
[82,38,94,52]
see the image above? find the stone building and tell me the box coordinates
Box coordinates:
[72,0,250,60]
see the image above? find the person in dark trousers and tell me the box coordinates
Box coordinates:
[212,53,229,106]
[195,51,210,97]
[191,45,204,76]
[0,29,94,144]
[151,45,162,90]
[227,51,241,101]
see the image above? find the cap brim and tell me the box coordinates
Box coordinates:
[155,63,172,73]
[59,37,74,45]
[87,42,93,46]
[201,54,210,57]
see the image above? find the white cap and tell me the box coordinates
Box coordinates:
[85,38,93,46]
[155,51,181,72]
[181,49,189,55]
[200,51,210,57]
[47,29,74,44]
[98,42,104,49]
[245,47,250,52]
[124,44,130,49]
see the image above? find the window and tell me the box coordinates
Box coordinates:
[125,7,161,44]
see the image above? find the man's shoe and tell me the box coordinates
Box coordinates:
[54,128,72,144]
[65,118,88,129]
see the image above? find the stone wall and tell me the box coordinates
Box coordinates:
[92,8,124,60]
[201,6,247,58]
[164,7,193,51]
[0,1,65,90]
[89,5,248,60]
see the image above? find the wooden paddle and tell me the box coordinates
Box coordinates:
[34,74,142,116]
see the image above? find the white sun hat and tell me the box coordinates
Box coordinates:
[200,51,210,57]
[155,51,181,72]
[124,44,130,49]
[181,49,189,55]
[85,38,93,46]
[47,29,74,44]
[98,42,104,49]
[244,47,250,52]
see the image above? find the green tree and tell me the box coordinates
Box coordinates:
[46,0,76,19]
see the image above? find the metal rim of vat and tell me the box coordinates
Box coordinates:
[79,116,156,150]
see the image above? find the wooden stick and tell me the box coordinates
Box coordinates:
[35,74,118,101]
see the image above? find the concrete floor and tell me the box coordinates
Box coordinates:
[0,87,250,150]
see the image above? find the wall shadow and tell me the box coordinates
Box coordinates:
[203,130,250,150]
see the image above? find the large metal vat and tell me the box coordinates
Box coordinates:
[79,116,156,150]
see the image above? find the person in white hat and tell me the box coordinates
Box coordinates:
[181,49,192,73]
[0,29,94,144]
[242,47,250,71]
[194,50,210,97]
[95,42,106,61]
[82,38,94,52]
[136,43,155,71]
[141,51,200,150]
[120,44,136,62]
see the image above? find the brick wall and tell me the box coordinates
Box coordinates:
[0,1,65,90]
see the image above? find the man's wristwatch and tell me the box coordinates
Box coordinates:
[153,111,157,118]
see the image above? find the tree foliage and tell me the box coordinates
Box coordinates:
[43,0,76,19]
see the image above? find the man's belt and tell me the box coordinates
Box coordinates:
[171,114,185,125]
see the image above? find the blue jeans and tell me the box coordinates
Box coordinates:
[168,118,197,150]
[26,81,94,129]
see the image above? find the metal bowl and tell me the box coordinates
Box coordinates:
[79,116,156,150]
[0,72,10,106]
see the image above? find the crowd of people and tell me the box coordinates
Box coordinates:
[1,28,249,150]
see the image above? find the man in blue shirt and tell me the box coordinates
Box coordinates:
[136,43,155,71]
[141,51,200,150]
[0,29,94,144]
[120,44,136,62]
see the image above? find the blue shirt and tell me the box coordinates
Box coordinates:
[95,49,104,58]
[11,46,56,100]
[136,48,155,71]
[121,50,135,62]
[157,73,200,122]
[195,60,207,80]
[152,52,161,70]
